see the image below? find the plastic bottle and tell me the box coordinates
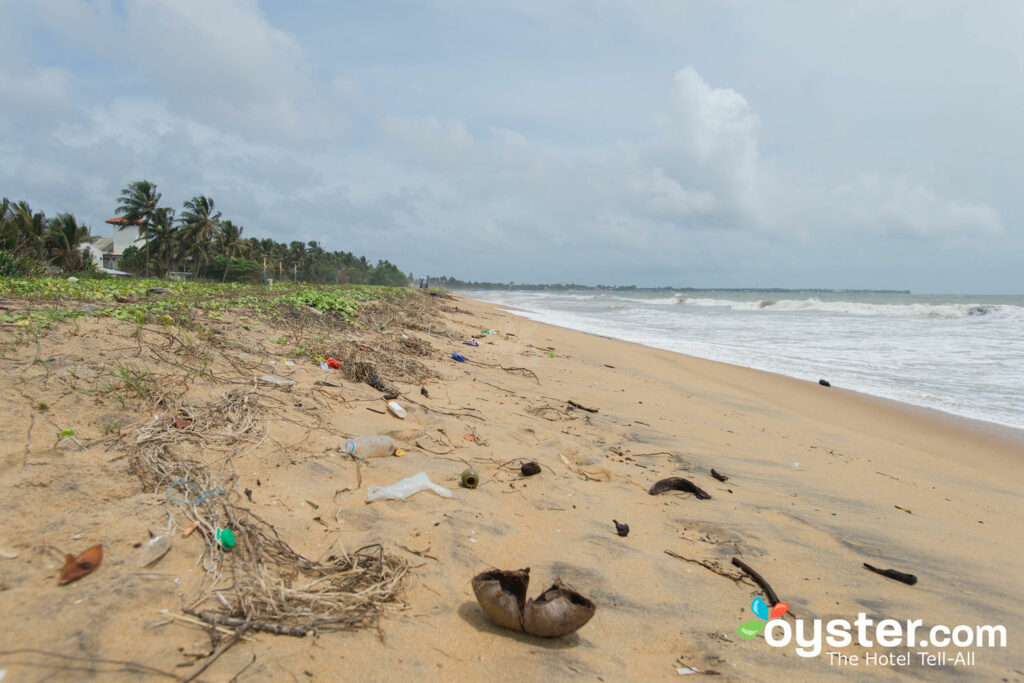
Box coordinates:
[386,400,407,419]
[344,435,397,458]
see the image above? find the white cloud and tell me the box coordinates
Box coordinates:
[833,175,1003,239]
[121,0,329,141]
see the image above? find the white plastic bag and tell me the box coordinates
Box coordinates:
[366,472,452,502]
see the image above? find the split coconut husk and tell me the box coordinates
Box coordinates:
[471,567,595,637]
[471,567,529,632]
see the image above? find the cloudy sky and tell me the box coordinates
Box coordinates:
[1,1,1021,292]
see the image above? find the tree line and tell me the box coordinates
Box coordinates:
[0,198,93,276]
[1,180,408,286]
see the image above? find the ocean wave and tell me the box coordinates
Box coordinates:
[679,297,1023,320]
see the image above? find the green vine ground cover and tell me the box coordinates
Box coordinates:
[0,277,415,329]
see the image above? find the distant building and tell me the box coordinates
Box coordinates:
[80,217,145,273]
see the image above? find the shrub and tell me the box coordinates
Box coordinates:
[0,250,46,277]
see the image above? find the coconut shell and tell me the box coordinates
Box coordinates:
[471,568,530,632]
[522,579,596,637]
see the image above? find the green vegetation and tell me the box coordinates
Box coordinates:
[1,198,97,276]
[2,179,409,285]
[0,277,414,330]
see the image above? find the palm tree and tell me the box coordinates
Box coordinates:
[45,213,90,272]
[116,180,161,276]
[287,241,307,282]
[179,195,221,277]
[147,207,179,276]
[216,220,243,282]
[10,201,48,260]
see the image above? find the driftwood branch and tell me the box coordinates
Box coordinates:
[710,469,729,482]
[183,609,310,637]
[665,550,749,584]
[863,563,917,585]
[567,400,598,413]
[731,557,781,606]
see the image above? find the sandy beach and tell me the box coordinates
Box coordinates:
[1,291,1021,681]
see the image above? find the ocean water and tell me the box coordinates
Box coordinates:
[466,290,1024,433]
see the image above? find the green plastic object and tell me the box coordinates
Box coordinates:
[215,527,236,549]
[461,468,480,489]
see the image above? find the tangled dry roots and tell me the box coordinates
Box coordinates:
[125,389,407,633]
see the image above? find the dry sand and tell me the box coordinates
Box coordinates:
[1,291,1021,681]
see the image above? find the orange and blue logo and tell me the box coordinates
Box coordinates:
[738,596,789,639]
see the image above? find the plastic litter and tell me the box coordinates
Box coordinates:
[366,472,453,502]
[452,352,467,362]
[215,527,236,549]
[344,435,397,458]
[386,400,407,419]
[260,375,295,387]
[462,340,479,347]
[327,357,342,369]
[461,468,480,488]
[320,361,330,371]
[138,534,172,567]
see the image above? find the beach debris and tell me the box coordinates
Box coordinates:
[863,562,917,585]
[452,352,467,362]
[649,477,712,500]
[523,580,597,637]
[463,340,480,347]
[260,375,295,388]
[613,520,630,537]
[676,666,700,675]
[137,534,172,567]
[173,414,193,429]
[521,461,542,477]
[818,379,831,387]
[59,544,103,585]
[344,435,397,458]
[731,557,782,606]
[386,400,407,419]
[567,400,598,413]
[710,469,729,483]
[366,472,453,502]
[471,568,596,638]
[383,391,400,400]
[461,468,480,489]
[1,548,20,559]
[420,386,430,398]
[215,527,236,549]
[326,357,342,369]
[894,505,912,514]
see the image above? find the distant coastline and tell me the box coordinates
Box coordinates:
[431,277,910,295]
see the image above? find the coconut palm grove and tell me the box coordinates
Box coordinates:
[0,180,408,286]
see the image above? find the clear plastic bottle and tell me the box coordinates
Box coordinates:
[344,435,397,458]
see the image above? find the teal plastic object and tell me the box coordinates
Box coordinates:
[215,527,236,549]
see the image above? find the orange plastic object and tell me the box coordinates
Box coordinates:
[59,544,103,585]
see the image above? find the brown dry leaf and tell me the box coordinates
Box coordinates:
[58,544,103,585]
